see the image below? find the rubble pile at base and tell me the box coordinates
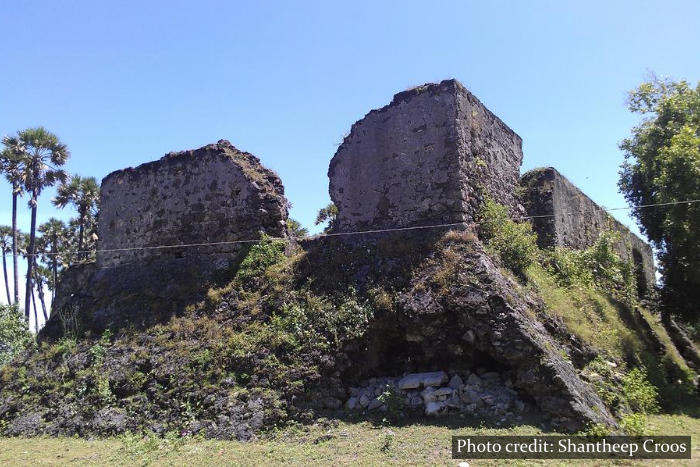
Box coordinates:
[345,370,532,423]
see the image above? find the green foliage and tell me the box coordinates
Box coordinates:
[477,198,538,275]
[234,234,286,289]
[578,423,611,439]
[584,357,661,424]
[622,368,659,414]
[53,336,77,356]
[0,304,33,367]
[89,330,112,365]
[314,203,338,233]
[619,76,700,319]
[621,413,648,436]
[584,357,624,410]
[377,385,404,423]
[53,174,100,261]
[380,430,395,452]
[271,288,374,349]
[548,230,637,305]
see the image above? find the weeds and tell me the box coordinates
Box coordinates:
[477,198,538,275]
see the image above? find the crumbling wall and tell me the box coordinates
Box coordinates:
[521,167,655,295]
[42,140,289,338]
[98,139,288,268]
[328,79,523,231]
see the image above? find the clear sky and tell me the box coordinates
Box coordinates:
[1,1,699,323]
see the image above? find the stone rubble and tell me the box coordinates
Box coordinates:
[345,369,529,420]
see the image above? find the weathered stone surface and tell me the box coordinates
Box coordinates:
[99,139,288,268]
[345,397,358,410]
[448,375,463,390]
[521,167,655,295]
[367,398,383,411]
[397,371,448,389]
[431,387,453,398]
[424,401,444,416]
[397,374,421,389]
[328,79,523,231]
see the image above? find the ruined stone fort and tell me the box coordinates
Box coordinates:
[44,79,657,430]
[90,79,652,289]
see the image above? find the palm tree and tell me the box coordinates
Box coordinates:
[0,146,25,306]
[5,128,69,320]
[0,226,13,304]
[286,218,309,238]
[38,218,68,303]
[53,175,99,260]
[315,202,338,233]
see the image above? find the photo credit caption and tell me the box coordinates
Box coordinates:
[452,436,691,459]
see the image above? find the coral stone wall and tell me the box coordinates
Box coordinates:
[521,167,655,295]
[328,79,523,231]
[98,140,288,269]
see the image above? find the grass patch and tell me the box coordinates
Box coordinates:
[0,415,699,465]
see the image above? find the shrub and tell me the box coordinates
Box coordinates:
[271,288,374,349]
[477,198,538,275]
[548,231,637,304]
[234,234,286,290]
[0,304,33,367]
[579,422,611,438]
[622,367,660,414]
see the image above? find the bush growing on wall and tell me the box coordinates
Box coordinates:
[548,231,636,304]
[477,198,538,275]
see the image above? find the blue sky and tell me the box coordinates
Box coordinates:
[1,1,699,321]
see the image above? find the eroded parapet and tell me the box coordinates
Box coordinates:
[521,167,655,295]
[42,140,289,338]
[328,79,523,231]
[98,140,288,269]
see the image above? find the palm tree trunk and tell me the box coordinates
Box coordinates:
[51,247,57,304]
[31,286,39,333]
[2,251,10,305]
[12,190,18,306]
[78,211,85,260]
[37,276,48,322]
[24,195,38,321]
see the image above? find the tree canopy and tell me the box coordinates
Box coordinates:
[619,77,700,320]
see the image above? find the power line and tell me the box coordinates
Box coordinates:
[604,199,700,211]
[27,198,700,258]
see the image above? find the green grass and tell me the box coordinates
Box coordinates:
[0,415,698,466]
[525,264,642,362]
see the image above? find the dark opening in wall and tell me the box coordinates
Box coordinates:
[342,312,510,383]
[632,248,648,296]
